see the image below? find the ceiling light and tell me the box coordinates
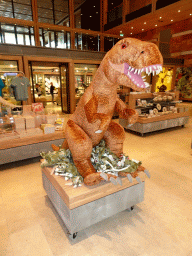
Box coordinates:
[142,29,144,31]
[90,16,92,17]
[178,10,180,12]
[130,33,132,35]
[155,24,157,26]
[190,14,192,16]
[10,65,13,68]
[171,19,173,22]
[159,17,162,19]
[144,22,146,24]
[131,27,133,29]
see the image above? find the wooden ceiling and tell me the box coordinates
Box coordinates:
[105,0,192,38]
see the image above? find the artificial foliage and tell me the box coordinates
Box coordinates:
[41,140,142,187]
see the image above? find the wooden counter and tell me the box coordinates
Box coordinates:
[137,112,189,124]
[0,131,64,150]
[0,131,65,165]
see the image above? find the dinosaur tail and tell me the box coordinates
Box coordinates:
[51,139,69,151]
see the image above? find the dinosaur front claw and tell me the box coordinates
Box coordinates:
[95,129,103,134]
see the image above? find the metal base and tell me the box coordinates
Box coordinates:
[42,172,145,236]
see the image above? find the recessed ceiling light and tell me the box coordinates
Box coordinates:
[131,27,133,29]
[178,10,181,12]
[155,24,157,26]
[171,19,173,22]
[142,29,144,31]
[144,22,146,24]
[159,17,162,19]
[130,33,132,35]
[190,14,192,16]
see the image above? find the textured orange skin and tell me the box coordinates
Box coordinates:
[52,38,163,185]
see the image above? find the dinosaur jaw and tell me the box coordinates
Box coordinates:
[109,61,162,89]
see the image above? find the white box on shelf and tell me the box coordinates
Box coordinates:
[41,124,55,134]
[25,116,35,129]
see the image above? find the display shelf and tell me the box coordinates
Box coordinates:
[0,131,65,165]
[0,131,64,150]
[120,91,190,135]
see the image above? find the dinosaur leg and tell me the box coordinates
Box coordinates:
[103,122,147,180]
[103,121,125,157]
[65,120,118,186]
[65,120,102,185]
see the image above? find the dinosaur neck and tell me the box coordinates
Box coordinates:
[92,66,117,97]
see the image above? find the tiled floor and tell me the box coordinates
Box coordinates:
[0,118,192,256]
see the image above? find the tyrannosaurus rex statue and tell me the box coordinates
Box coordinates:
[52,38,163,186]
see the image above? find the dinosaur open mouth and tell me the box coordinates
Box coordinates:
[109,61,162,88]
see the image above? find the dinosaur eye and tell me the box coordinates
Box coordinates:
[141,51,144,54]
[121,43,127,49]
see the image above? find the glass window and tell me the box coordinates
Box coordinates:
[74,0,100,31]
[75,33,99,51]
[0,24,35,46]
[37,0,69,26]
[0,0,32,21]
[5,33,17,44]
[39,28,71,49]
[74,64,98,105]
[0,60,19,103]
[104,37,121,52]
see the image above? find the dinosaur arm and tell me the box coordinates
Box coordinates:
[115,97,138,124]
[84,95,111,131]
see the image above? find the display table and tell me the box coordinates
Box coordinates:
[120,112,189,136]
[42,167,145,238]
[0,132,64,165]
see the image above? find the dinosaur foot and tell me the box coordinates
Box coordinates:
[84,172,121,186]
[119,165,151,183]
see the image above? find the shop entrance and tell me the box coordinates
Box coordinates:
[29,61,70,114]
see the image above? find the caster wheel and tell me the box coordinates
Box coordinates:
[127,206,134,212]
[68,232,78,240]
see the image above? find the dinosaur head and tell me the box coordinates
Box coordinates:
[102,38,163,91]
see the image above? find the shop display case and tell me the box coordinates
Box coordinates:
[119,91,189,136]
